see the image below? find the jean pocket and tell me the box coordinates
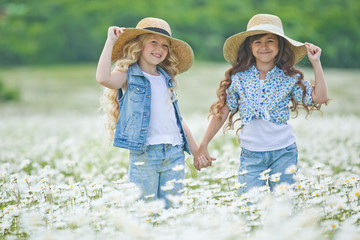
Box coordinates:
[241,148,255,157]
[175,144,185,151]
[284,143,297,152]
[130,149,145,157]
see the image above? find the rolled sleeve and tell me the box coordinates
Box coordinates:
[292,79,314,106]
[226,75,240,113]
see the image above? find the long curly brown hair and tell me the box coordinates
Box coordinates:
[210,34,321,134]
[100,33,180,140]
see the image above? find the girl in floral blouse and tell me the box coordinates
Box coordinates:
[195,14,329,194]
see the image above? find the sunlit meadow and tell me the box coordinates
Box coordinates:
[0,63,359,239]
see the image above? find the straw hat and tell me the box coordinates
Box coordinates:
[111,17,194,73]
[223,14,307,66]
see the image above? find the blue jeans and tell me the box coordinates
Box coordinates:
[238,143,298,195]
[129,144,185,208]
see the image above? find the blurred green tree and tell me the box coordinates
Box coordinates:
[0,0,359,67]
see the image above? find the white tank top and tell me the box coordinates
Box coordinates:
[239,80,296,151]
[143,71,183,146]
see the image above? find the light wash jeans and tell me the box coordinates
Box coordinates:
[238,143,298,195]
[129,144,185,208]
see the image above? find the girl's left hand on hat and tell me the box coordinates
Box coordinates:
[305,42,321,63]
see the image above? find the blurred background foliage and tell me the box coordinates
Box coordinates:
[0,0,359,68]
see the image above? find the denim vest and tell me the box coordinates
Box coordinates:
[113,63,190,154]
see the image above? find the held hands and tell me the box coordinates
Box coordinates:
[107,26,125,44]
[305,42,321,64]
[193,145,216,171]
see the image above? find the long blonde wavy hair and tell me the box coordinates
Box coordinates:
[210,34,323,134]
[100,33,180,140]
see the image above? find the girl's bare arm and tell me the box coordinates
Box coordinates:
[305,43,328,104]
[194,105,230,170]
[96,27,127,89]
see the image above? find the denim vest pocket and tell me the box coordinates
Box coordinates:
[128,84,145,102]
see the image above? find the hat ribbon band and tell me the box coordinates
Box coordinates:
[247,24,284,35]
[143,27,171,36]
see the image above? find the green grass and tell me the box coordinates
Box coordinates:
[0,63,359,117]
[0,64,101,115]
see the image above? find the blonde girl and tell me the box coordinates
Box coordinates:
[96,17,199,208]
[195,14,329,194]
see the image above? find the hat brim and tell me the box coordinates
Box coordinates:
[223,30,307,66]
[111,28,194,73]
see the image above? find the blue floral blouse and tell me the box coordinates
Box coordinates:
[226,65,314,126]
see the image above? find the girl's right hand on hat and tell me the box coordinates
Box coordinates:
[107,26,125,43]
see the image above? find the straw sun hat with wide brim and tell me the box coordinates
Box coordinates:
[223,14,307,66]
[111,17,194,74]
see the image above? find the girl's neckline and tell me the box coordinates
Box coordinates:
[142,71,161,77]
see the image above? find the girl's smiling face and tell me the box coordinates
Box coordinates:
[250,33,279,67]
[139,34,169,72]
